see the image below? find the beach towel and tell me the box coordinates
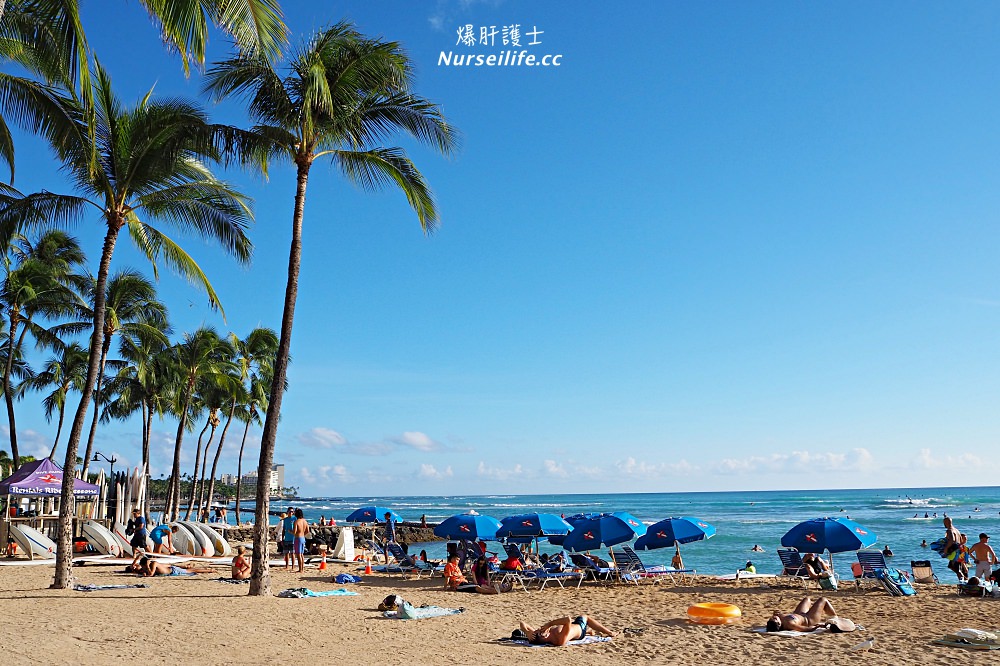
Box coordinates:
[73,583,149,591]
[215,577,251,584]
[335,573,362,584]
[498,636,612,648]
[752,625,865,638]
[277,587,358,598]
[383,602,464,620]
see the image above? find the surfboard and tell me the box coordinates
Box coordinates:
[180,521,214,556]
[82,520,123,557]
[167,523,196,555]
[111,522,134,557]
[9,524,57,559]
[192,523,231,557]
[0,557,56,566]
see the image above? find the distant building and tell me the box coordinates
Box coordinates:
[219,474,238,486]
[240,464,285,495]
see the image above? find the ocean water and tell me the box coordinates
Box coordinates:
[241,486,1000,578]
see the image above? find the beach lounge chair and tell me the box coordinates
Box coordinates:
[610,546,690,585]
[776,549,812,588]
[385,542,437,579]
[910,560,939,585]
[569,553,617,584]
[854,549,888,589]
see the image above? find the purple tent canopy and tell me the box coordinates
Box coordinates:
[0,459,99,496]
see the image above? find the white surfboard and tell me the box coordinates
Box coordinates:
[111,522,134,556]
[82,520,123,557]
[180,521,213,556]
[167,523,196,555]
[192,522,231,557]
[9,524,57,559]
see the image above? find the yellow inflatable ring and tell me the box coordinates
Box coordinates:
[687,603,742,625]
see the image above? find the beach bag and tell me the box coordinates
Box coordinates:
[818,573,838,591]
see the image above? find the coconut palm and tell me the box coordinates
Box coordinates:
[164,327,234,521]
[0,63,255,589]
[204,22,458,596]
[79,270,168,480]
[0,229,89,466]
[184,379,232,520]
[22,341,88,459]
[0,0,288,179]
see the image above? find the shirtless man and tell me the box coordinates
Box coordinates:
[765,597,855,633]
[969,533,997,580]
[135,556,213,577]
[231,546,251,580]
[292,508,310,573]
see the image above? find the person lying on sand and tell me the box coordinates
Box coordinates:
[515,615,615,646]
[136,556,214,577]
[765,596,856,633]
[231,546,251,580]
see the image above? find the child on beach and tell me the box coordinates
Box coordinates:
[231,546,251,580]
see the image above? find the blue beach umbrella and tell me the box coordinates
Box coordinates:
[496,513,573,539]
[634,516,716,551]
[548,513,602,545]
[780,517,877,554]
[346,506,401,523]
[433,513,502,540]
[562,512,647,552]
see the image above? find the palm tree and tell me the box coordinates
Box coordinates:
[204,22,458,596]
[0,0,288,179]
[0,230,89,466]
[22,341,88,459]
[0,64,255,589]
[214,327,276,523]
[184,380,230,520]
[164,327,233,521]
[80,270,168,480]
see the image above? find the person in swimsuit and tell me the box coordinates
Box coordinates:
[442,554,497,594]
[292,508,309,573]
[136,556,213,577]
[765,597,855,633]
[517,615,615,646]
[281,508,296,570]
[127,509,148,552]
[969,533,997,580]
[149,524,178,554]
[801,553,832,580]
[231,545,251,580]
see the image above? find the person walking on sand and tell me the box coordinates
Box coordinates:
[127,509,148,553]
[382,511,397,564]
[292,508,310,573]
[969,533,997,580]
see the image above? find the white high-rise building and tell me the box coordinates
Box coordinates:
[240,464,285,495]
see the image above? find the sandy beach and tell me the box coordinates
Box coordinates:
[1,557,994,665]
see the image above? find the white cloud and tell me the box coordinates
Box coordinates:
[393,431,440,452]
[911,447,982,470]
[543,459,568,478]
[300,464,354,485]
[298,427,348,449]
[418,464,453,480]
[715,448,875,475]
[616,457,698,478]
[477,461,524,481]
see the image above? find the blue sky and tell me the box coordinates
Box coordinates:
[4,1,1000,496]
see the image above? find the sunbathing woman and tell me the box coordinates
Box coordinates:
[137,556,214,577]
[517,615,615,646]
[765,597,855,633]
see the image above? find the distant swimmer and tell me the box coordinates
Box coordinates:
[924,513,929,518]
[751,545,765,552]
[914,513,918,518]
[920,539,928,548]
[933,513,938,518]
[975,507,981,512]
[839,508,845,512]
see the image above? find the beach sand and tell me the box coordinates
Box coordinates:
[0,559,994,665]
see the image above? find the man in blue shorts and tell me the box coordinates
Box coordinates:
[149,524,178,554]
[292,508,310,573]
[281,507,296,570]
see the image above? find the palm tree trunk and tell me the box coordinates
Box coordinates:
[196,418,217,517]
[205,401,236,522]
[168,376,196,520]
[80,336,112,480]
[234,417,251,526]
[53,225,119,589]
[142,401,152,520]
[250,162,310,596]
[48,401,67,460]
[3,314,20,468]
[186,420,213,519]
